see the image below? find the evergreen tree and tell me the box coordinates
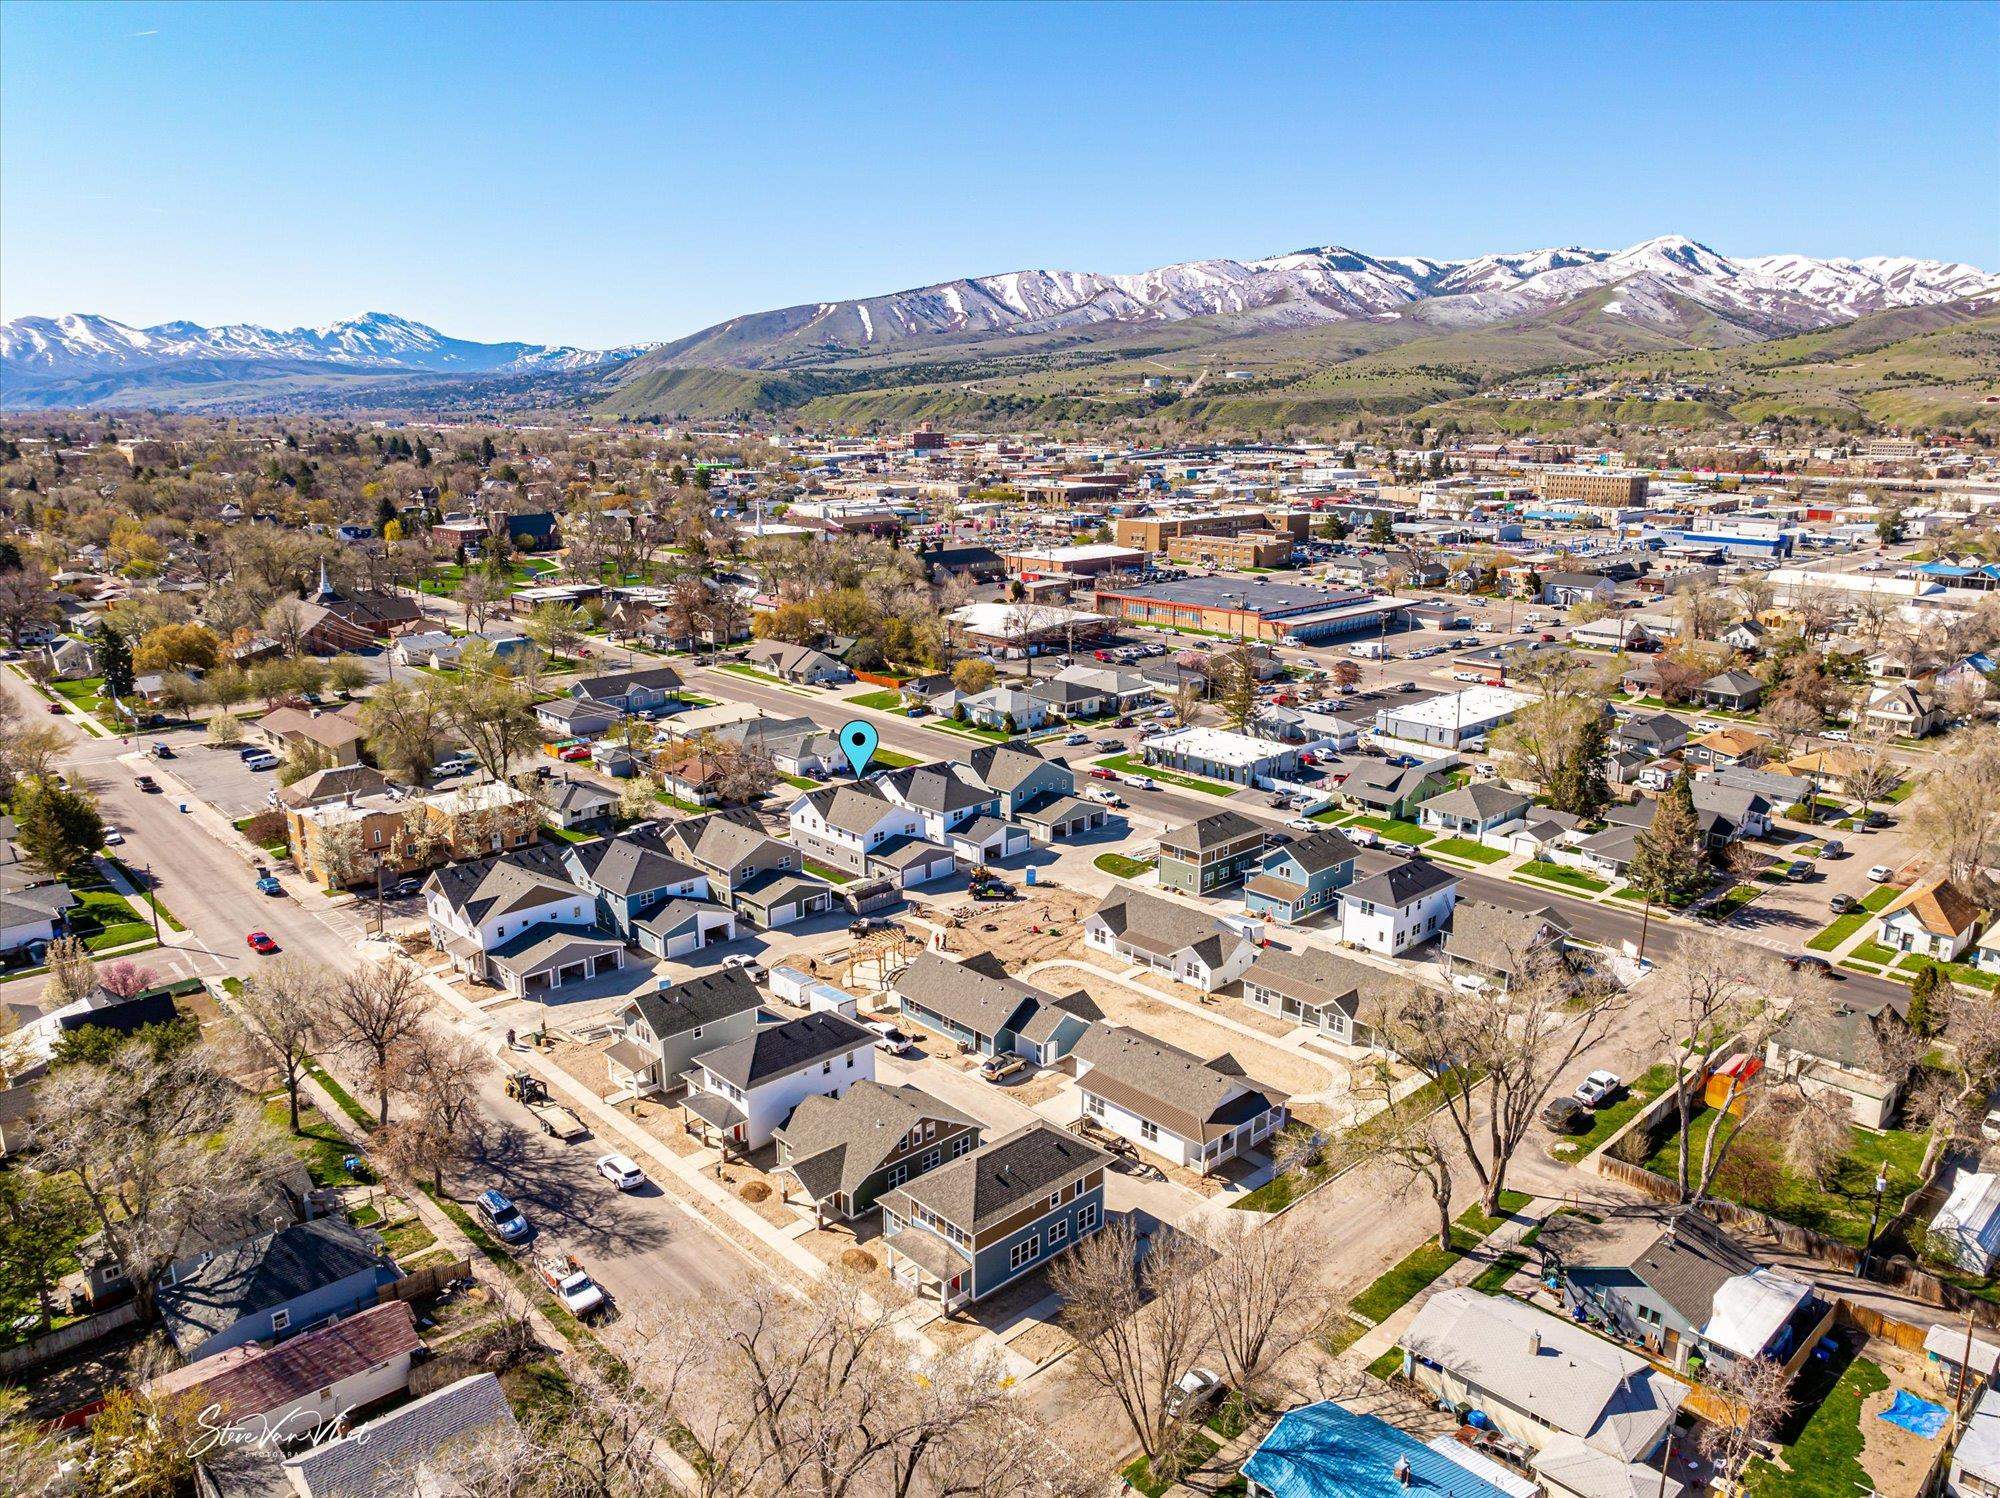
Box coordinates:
[1553,712,1611,819]
[11,778,105,877]
[1627,772,1708,906]
[1907,962,1947,1038]
[94,622,133,700]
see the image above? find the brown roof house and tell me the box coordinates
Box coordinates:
[1876,876,1984,964]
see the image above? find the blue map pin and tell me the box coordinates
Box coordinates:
[838,719,880,778]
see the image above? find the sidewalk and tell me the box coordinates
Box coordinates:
[1343,1196,1556,1368]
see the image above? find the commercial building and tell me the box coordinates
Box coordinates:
[1140,725,1302,786]
[1113,509,1309,553]
[1090,575,1402,644]
[1002,543,1147,577]
[1373,686,1532,752]
[1536,470,1650,507]
[1165,530,1296,569]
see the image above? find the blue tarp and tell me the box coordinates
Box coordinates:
[1879,1389,1949,1439]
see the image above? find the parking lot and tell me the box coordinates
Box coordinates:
[145,738,289,819]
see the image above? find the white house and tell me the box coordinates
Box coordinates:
[1930,1169,2000,1276]
[678,1011,879,1150]
[1083,888,1258,992]
[423,848,598,982]
[1877,877,1982,963]
[1070,1024,1287,1175]
[1338,856,1460,956]
[787,783,957,888]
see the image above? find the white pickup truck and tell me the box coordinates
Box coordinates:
[538,1254,606,1318]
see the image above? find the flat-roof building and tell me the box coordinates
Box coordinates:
[1090,576,1402,644]
[1373,687,1533,751]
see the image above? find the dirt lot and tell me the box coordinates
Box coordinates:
[545,1035,621,1101]
[1127,968,1296,1039]
[928,884,1096,966]
[1857,1380,1949,1498]
[1032,960,1337,1101]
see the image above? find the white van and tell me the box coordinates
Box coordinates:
[1348,642,1386,660]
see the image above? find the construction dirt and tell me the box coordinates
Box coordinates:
[927,883,1097,968]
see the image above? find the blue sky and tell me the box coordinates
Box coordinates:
[3,1,1994,347]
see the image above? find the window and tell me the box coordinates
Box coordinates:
[949,1133,973,1159]
[1048,1217,1069,1246]
[1048,1191,1062,1211]
[822,1061,832,1075]
[1009,1235,1041,1271]
[270,1309,292,1332]
[886,1163,908,1188]
[1140,1119,1159,1143]
[845,1053,855,1069]
[922,1149,940,1170]
[1076,1202,1099,1233]
[1085,1093,1105,1117]
[691,1026,703,1040]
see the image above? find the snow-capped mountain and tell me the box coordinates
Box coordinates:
[0,311,624,378]
[648,235,2000,367]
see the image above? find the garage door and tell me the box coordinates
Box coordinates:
[663,929,697,959]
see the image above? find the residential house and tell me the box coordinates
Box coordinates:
[773,1080,983,1223]
[603,967,763,1098]
[560,828,710,936]
[1601,780,1774,850]
[1620,658,1666,698]
[1541,571,1617,607]
[961,741,1079,817]
[1700,669,1765,712]
[535,696,620,740]
[1418,783,1532,838]
[1084,888,1259,992]
[1323,754,1459,820]
[1070,1024,1287,1174]
[1876,876,1982,963]
[281,1372,519,1498]
[1977,924,2000,977]
[150,1300,423,1449]
[39,635,95,680]
[1550,1208,1818,1373]
[878,761,1029,864]
[484,927,631,1003]
[1243,829,1359,926]
[899,672,962,716]
[276,763,393,811]
[881,1122,1111,1311]
[1023,677,1109,722]
[1339,854,1459,956]
[1242,1401,1539,1498]
[1930,1168,2000,1276]
[891,950,1099,1062]
[744,640,850,685]
[155,1217,402,1363]
[570,666,684,715]
[389,629,457,668]
[1242,944,1400,1050]
[1443,900,1571,994]
[538,774,617,832]
[1682,726,1769,769]
[1766,994,1915,1129]
[678,1010,878,1151]
[1720,619,1767,653]
[650,744,731,806]
[1052,663,1156,713]
[788,783,957,887]
[1864,683,1945,739]
[961,685,1048,732]
[660,811,793,897]
[707,714,847,778]
[1950,1389,2000,1498]
[1,880,75,958]
[252,706,368,767]
[422,846,598,983]
[1399,1288,1689,1498]
[1156,809,1268,895]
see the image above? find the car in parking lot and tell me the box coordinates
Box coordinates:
[151,742,174,758]
[596,1154,646,1191]
[979,1053,1026,1083]
[243,752,279,771]
[246,931,278,954]
[476,1187,531,1242]
[1574,1070,1622,1108]
[1867,864,1895,883]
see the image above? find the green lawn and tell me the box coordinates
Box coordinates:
[1895,955,2000,991]
[1121,1433,1221,1498]
[1093,852,1156,879]
[1743,1353,1886,1498]
[1469,1251,1530,1295]
[1551,1063,1676,1162]
[233,815,291,857]
[1806,911,1870,951]
[542,825,593,844]
[652,789,711,814]
[802,858,856,885]
[69,885,155,951]
[931,718,1013,743]
[1849,939,1899,967]
[872,748,920,769]
[1365,1347,1406,1381]
[1862,884,1900,912]
[1347,816,1435,845]
[1426,836,1507,864]
[1644,1106,1927,1246]
[715,662,783,683]
[264,1100,370,1188]
[1348,1194,1531,1324]
[1515,860,1609,893]
[845,689,904,712]
[1703,884,1765,921]
[779,773,818,791]
[1092,753,1239,797]
[1885,779,1917,804]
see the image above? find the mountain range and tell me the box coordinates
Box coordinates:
[4,236,1996,426]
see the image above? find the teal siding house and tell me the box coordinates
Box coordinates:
[1244,829,1358,925]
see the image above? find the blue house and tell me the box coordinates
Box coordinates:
[1243,1400,1534,1498]
[560,828,711,936]
[570,667,685,716]
[1244,829,1359,926]
[880,1123,1111,1311]
[156,1218,401,1363]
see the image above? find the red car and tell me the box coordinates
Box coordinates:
[246,931,278,954]
[557,744,592,762]
[46,701,65,714]
[1087,768,1117,780]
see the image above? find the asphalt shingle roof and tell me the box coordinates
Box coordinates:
[690,1010,876,1090]
[884,1122,1111,1233]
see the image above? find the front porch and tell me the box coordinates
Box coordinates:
[677,1087,748,1154]
[885,1226,974,1313]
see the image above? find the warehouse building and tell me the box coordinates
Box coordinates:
[1090,576,1403,644]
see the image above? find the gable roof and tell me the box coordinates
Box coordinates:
[800,783,908,837]
[1423,782,1532,822]
[1089,887,1253,971]
[1443,899,1571,976]
[666,810,783,872]
[892,950,1052,1039]
[282,1372,518,1497]
[424,845,583,925]
[564,827,704,898]
[629,966,764,1039]
[1071,1024,1284,1143]
[1159,809,1265,857]
[884,1121,1111,1232]
[573,665,683,699]
[1557,1209,1760,1328]
[157,1218,392,1352]
[775,1080,981,1202]
[1243,943,1395,1020]
[1344,854,1459,909]
[151,1300,420,1420]
[1881,876,1981,938]
[963,741,1063,793]
[880,762,993,814]
[1244,1401,1531,1498]
[690,1010,876,1091]
[1267,828,1361,876]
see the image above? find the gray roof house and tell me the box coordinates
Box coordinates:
[1701,669,1765,711]
[1612,711,1689,757]
[1084,888,1258,992]
[1443,899,1572,993]
[1419,782,1533,837]
[745,639,850,684]
[773,1079,983,1222]
[1070,1024,1288,1175]
[680,1010,880,1150]
[282,1371,519,1498]
[156,1217,401,1364]
[1242,943,1404,1050]
[891,950,1100,1060]
[605,966,764,1098]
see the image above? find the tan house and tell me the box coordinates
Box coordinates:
[253,705,368,767]
[288,781,539,889]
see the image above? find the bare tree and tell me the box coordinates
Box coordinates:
[1905,728,2000,888]
[1195,1212,1324,1397]
[1052,1218,1209,1470]
[1356,1053,1460,1250]
[234,956,327,1133]
[40,935,95,1006]
[382,1022,489,1191]
[326,962,428,1124]
[457,569,506,633]
[1696,1355,1797,1488]
[437,673,541,787]
[1381,944,1624,1215]
[29,1037,282,1321]
[1169,674,1205,729]
[1782,1091,1852,1187]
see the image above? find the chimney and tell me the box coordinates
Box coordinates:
[1528,1330,1542,1355]
[1394,1458,1412,1488]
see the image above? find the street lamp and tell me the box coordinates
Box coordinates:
[1860,1166,1891,1276]
[140,863,160,941]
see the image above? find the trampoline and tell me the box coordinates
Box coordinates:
[1878,1389,1949,1439]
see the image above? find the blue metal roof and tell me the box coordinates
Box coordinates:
[1242,1402,1521,1498]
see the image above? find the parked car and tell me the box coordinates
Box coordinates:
[1540,1096,1590,1134]
[101,828,124,846]
[1286,817,1320,833]
[45,701,64,714]
[1382,840,1419,858]
[1064,733,1089,745]
[1785,954,1843,981]
[1829,892,1859,914]
[537,1254,606,1318]
[849,916,886,935]
[1347,827,1380,848]
[721,954,765,981]
[864,1021,918,1056]
[1781,860,1815,882]
[1866,865,1895,883]
[246,931,278,954]
[557,744,592,762]
[1087,767,1118,780]
[151,742,173,758]
[596,1154,646,1191]
[244,752,279,771]
[477,1188,531,1242]
[134,774,161,793]
[1820,839,1845,859]
[255,875,283,896]
[1574,1070,1622,1108]
[1096,737,1122,749]
[1164,1368,1226,1421]
[393,876,422,898]
[979,1053,1026,1083]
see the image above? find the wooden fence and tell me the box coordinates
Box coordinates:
[379,1258,474,1304]
[850,670,909,690]
[0,1302,140,1376]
